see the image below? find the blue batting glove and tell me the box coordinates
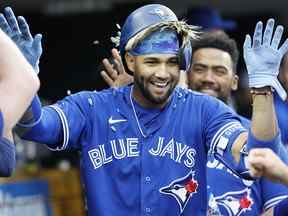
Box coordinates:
[0,7,42,73]
[243,18,288,100]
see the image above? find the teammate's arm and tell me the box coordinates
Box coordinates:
[211,19,287,179]
[231,19,286,162]
[0,27,39,176]
[0,27,39,139]
[101,48,133,88]
[248,148,288,185]
[0,8,89,151]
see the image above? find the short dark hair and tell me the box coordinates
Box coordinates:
[191,31,239,72]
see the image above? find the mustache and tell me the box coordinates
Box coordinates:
[195,83,220,92]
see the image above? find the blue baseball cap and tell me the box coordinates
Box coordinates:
[184,6,237,31]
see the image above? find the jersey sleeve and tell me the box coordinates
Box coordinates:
[47,91,92,151]
[202,96,251,178]
[203,96,247,153]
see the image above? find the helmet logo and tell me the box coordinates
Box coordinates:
[149,8,172,20]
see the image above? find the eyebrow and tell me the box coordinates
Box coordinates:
[193,63,228,70]
[143,56,178,62]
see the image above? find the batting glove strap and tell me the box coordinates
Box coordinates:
[248,73,287,100]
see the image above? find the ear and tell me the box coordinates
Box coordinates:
[231,74,239,91]
[125,53,135,73]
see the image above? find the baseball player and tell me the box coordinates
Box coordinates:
[0,26,39,176]
[275,52,288,147]
[5,4,288,215]
[101,30,288,215]
[187,31,288,216]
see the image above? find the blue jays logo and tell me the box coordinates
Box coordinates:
[212,188,253,216]
[149,8,173,20]
[159,171,198,213]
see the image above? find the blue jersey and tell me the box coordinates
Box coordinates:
[207,114,288,215]
[274,93,288,146]
[24,86,247,216]
[0,111,16,177]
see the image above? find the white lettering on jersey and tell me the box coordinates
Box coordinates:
[149,137,164,155]
[127,138,140,157]
[149,137,196,168]
[88,138,140,169]
[89,137,196,170]
[88,148,102,169]
[111,139,126,159]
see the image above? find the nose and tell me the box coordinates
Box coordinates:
[202,70,216,83]
[154,64,169,80]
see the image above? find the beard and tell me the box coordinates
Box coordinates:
[134,75,178,105]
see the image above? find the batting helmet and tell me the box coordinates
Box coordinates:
[116,4,197,71]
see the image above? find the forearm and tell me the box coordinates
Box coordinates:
[0,29,40,136]
[16,107,64,148]
[251,88,278,140]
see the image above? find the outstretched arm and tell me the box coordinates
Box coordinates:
[0,27,39,139]
[0,26,39,176]
[212,19,288,180]
[232,19,287,159]
[0,7,42,125]
[0,7,65,146]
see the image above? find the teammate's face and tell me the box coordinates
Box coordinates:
[188,48,238,103]
[126,53,180,108]
[279,54,288,93]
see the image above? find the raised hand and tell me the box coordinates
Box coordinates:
[0,7,42,73]
[243,18,288,100]
[100,48,133,88]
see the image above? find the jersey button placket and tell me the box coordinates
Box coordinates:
[145,176,151,182]
[145,207,151,213]
[141,136,155,215]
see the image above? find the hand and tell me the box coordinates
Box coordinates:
[248,148,288,185]
[0,7,42,73]
[243,18,288,100]
[100,48,133,88]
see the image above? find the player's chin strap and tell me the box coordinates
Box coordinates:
[213,131,281,180]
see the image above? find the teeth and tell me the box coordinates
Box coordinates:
[152,81,168,87]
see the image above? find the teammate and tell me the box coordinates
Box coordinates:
[275,52,288,146]
[0,26,40,176]
[187,31,288,216]
[4,4,288,216]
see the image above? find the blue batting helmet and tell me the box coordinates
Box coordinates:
[118,4,196,71]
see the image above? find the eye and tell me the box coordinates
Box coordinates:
[144,60,158,66]
[214,68,228,76]
[192,66,205,73]
[174,185,180,190]
[168,58,179,65]
[227,196,233,202]
[145,61,156,64]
